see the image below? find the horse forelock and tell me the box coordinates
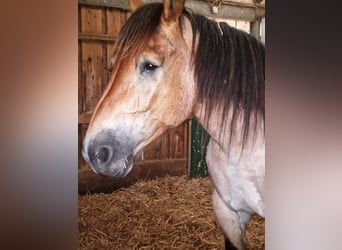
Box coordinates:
[111,3,190,66]
[111,3,163,64]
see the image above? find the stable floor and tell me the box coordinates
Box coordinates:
[78,175,264,249]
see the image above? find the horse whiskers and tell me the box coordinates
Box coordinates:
[124,158,129,168]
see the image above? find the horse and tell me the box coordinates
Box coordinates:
[82,0,265,249]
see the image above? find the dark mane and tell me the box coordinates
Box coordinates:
[184,11,265,149]
[112,3,265,150]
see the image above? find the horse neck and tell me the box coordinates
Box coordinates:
[194,102,264,153]
[194,103,236,150]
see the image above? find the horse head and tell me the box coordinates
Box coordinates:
[82,0,195,177]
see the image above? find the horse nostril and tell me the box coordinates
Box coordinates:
[95,146,113,165]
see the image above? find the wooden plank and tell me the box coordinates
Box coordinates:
[81,7,104,113]
[80,124,89,170]
[80,6,102,33]
[78,158,188,194]
[120,10,127,27]
[169,124,186,159]
[79,0,129,10]
[160,130,170,159]
[183,121,189,159]
[78,41,85,114]
[78,112,92,124]
[101,7,107,34]
[157,123,189,161]
[105,8,128,70]
[102,44,108,93]
[140,129,171,160]
[82,42,103,113]
[106,42,115,74]
[78,32,117,41]
[79,0,265,21]
[142,136,162,160]
[78,7,84,115]
[78,125,84,170]
[106,8,126,35]
[101,7,109,93]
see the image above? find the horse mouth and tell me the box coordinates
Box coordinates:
[82,129,136,178]
[92,153,134,178]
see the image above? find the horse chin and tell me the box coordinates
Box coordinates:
[92,154,134,178]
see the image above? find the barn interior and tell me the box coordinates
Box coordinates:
[78,0,265,249]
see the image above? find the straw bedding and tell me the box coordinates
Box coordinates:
[79,176,264,249]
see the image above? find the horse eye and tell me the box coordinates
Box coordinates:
[143,62,158,72]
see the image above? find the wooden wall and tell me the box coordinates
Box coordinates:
[78,4,189,194]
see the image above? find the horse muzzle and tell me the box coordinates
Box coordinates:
[82,130,134,177]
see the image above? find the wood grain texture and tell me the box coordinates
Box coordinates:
[82,42,103,113]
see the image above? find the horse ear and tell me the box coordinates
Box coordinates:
[129,0,144,11]
[162,0,185,23]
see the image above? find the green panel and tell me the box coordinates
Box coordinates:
[190,119,210,177]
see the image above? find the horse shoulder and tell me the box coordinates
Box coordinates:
[206,139,265,217]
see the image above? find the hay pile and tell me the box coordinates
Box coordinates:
[79,176,264,249]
